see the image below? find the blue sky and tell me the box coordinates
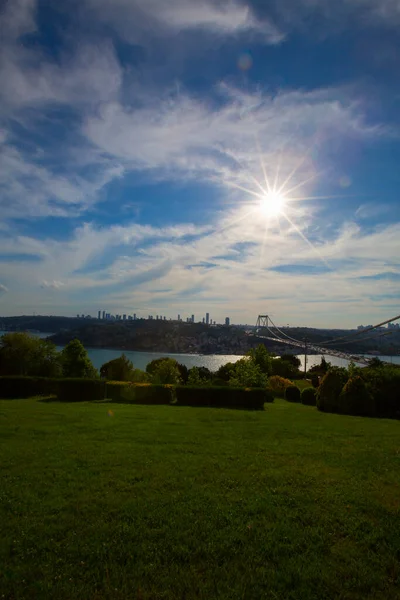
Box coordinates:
[0,0,399,327]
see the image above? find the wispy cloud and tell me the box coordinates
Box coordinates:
[84,0,284,44]
[40,280,65,290]
[0,284,8,295]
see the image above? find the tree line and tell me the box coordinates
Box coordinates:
[0,332,302,386]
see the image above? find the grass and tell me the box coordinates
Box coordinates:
[1,399,399,600]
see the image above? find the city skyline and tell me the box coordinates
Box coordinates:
[0,1,399,327]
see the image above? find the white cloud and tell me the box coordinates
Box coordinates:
[84,0,284,44]
[0,207,398,325]
[84,85,378,192]
[40,280,65,290]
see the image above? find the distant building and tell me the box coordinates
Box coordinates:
[133,314,136,320]
[81,314,85,319]
[202,317,205,323]
[77,314,80,318]
[102,310,106,320]
[191,314,195,323]
[178,314,181,321]
[98,310,101,320]
[225,317,230,326]
[206,312,209,325]
[123,314,126,320]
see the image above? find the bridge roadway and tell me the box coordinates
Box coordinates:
[255,335,375,366]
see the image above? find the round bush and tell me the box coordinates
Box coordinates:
[301,387,317,406]
[338,376,375,417]
[285,385,301,403]
[317,368,348,413]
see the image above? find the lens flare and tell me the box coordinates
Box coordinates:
[260,190,285,217]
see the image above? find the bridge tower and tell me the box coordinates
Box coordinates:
[256,315,270,329]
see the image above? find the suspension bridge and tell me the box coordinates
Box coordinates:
[252,313,400,367]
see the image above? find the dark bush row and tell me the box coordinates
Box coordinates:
[175,386,273,410]
[106,382,173,405]
[0,376,58,399]
[0,377,274,410]
[317,366,400,419]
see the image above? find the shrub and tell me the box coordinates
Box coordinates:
[301,387,317,406]
[285,385,301,403]
[0,333,62,377]
[362,365,400,419]
[0,376,58,399]
[338,376,375,417]
[100,354,135,381]
[317,368,348,413]
[61,340,98,379]
[228,358,268,388]
[268,375,293,398]
[106,382,173,405]
[271,359,300,380]
[246,345,273,375]
[175,386,269,410]
[146,358,182,384]
[56,379,106,402]
[311,374,320,388]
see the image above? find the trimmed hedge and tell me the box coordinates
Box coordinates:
[56,379,106,402]
[285,385,301,403]
[301,387,317,406]
[175,386,272,410]
[0,376,58,399]
[106,382,173,405]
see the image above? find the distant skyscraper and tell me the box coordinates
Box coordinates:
[98,310,101,320]
[123,314,126,320]
[191,314,195,323]
[202,317,205,323]
[178,314,181,321]
[225,317,230,326]
[102,310,105,320]
[206,312,209,325]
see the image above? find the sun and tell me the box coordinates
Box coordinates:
[260,190,286,217]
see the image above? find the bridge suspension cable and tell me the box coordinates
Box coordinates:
[318,314,400,346]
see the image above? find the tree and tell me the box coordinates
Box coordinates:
[146,357,182,384]
[61,339,98,378]
[177,363,189,384]
[338,376,374,416]
[271,358,299,379]
[317,367,348,413]
[216,362,237,382]
[187,367,207,386]
[246,344,272,375]
[281,354,301,368]
[0,332,62,377]
[100,354,135,381]
[368,357,383,369]
[229,358,268,388]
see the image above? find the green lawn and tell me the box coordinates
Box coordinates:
[1,399,399,600]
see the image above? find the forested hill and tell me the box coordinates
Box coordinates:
[1,316,399,355]
[48,320,266,354]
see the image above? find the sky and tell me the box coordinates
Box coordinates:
[0,0,399,327]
